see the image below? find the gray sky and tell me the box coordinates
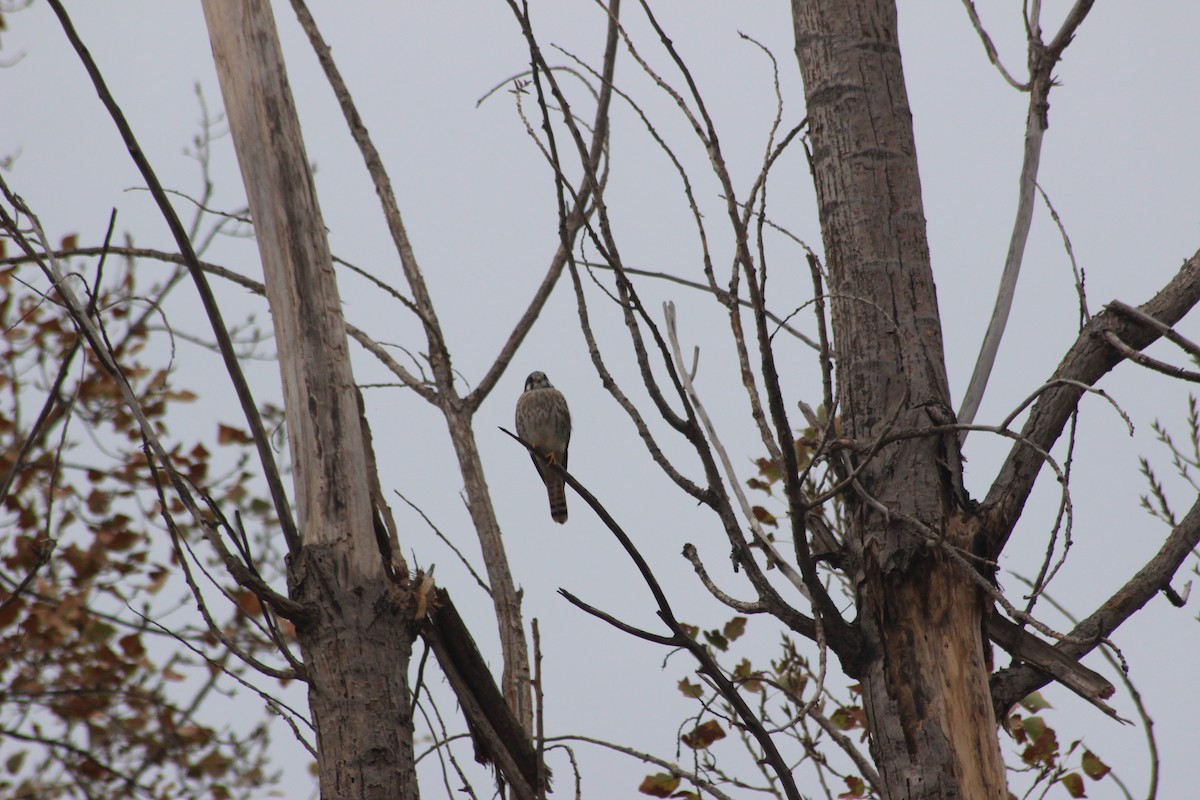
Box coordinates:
[5,2,1200,797]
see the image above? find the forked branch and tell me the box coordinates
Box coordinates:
[958,1,1097,430]
[983,250,1200,555]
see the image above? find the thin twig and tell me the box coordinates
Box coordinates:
[45,0,299,552]
[665,301,810,602]
[547,735,739,800]
[1035,182,1089,322]
[958,0,1096,432]
[959,0,1031,89]
[0,538,56,617]
[1011,573,1159,800]
[580,260,817,347]
[1108,299,1200,361]
[1103,331,1200,382]
[396,489,491,596]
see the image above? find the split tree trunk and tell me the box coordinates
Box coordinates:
[202,3,419,798]
[790,2,1006,797]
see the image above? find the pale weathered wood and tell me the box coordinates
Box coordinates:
[790,1,1007,797]
[201,3,418,798]
[202,1,369,555]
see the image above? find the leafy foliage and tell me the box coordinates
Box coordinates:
[656,613,874,798]
[0,256,288,799]
[1005,693,1113,799]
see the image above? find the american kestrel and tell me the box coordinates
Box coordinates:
[515,371,572,523]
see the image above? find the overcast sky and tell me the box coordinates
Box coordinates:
[5,2,1200,798]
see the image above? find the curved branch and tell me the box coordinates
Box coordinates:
[580,259,818,347]
[959,0,1030,90]
[557,589,676,647]
[682,544,770,616]
[546,735,739,800]
[288,0,450,377]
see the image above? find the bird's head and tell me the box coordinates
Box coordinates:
[524,371,553,391]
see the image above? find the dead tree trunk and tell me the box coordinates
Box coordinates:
[202,3,419,798]
[791,1,1007,797]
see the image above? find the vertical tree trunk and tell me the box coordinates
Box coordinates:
[202,3,419,798]
[790,2,1006,797]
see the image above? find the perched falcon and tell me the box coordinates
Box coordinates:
[515,371,572,523]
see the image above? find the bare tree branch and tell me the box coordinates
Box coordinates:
[465,6,620,411]
[959,1,1030,90]
[991,489,1200,712]
[958,0,1096,430]
[501,426,806,800]
[546,735,740,800]
[665,301,812,603]
[682,544,769,615]
[1011,573,1162,800]
[983,250,1200,555]
[580,259,818,347]
[1102,331,1200,383]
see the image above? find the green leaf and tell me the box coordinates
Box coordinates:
[794,438,812,468]
[1019,716,1059,767]
[703,630,729,652]
[733,658,762,692]
[1081,750,1110,780]
[1060,772,1086,798]
[723,617,747,641]
[837,775,866,799]
[677,678,703,699]
[751,505,779,527]
[1019,691,1052,711]
[1021,715,1046,742]
[85,620,118,644]
[830,707,865,731]
[754,458,782,484]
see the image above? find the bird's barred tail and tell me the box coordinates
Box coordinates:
[547,477,568,524]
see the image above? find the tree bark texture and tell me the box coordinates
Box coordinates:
[790,2,1006,797]
[202,3,419,798]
